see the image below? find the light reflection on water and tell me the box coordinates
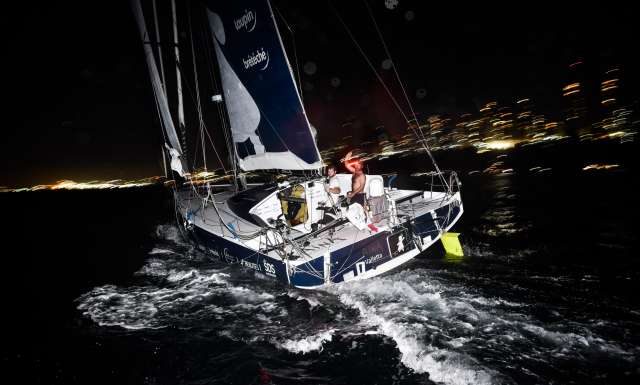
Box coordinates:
[68,167,639,385]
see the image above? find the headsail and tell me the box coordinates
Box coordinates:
[206,0,322,171]
[132,0,188,176]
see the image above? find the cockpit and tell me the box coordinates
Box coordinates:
[232,173,388,235]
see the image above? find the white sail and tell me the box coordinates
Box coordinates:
[132,0,187,176]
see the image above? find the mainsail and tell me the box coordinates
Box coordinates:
[206,0,322,171]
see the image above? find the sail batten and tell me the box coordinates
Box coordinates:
[206,0,322,171]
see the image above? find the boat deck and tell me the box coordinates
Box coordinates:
[176,188,457,266]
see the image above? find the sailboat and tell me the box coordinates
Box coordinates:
[132,0,463,289]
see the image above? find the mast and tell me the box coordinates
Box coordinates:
[131,0,187,176]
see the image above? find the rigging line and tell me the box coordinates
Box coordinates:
[273,5,304,103]
[332,251,371,277]
[299,257,325,280]
[173,58,228,173]
[150,76,181,191]
[170,59,206,166]
[134,0,182,176]
[331,229,361,278]
[154,90,181,192]
[153,92,173,178]
[362,0,449,190]
[197,5,222,116]
[327,0,409,123]
[286,235,316,263]
[266,0,322,169]
[144,28,169,150]
[200,5,230,158]
[412,126,450,190]
[200,123,227,172]
[283,234,310,259]
[362,0,413,121]
[171,0,189,172]
[292,220,344,247]
[254,103,309,171]
[198,5,237,183]
[191,124,202,169]
[186,172,230,204]
[151,0,166,96]
[208,199,266,239]
[173,195,190,241]
[187,0,207,174]
[152,85,167,142]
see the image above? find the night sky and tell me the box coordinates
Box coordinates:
[4,0,638,187]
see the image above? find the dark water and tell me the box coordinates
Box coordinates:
[2,146,639,384]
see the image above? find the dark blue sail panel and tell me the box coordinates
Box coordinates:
[206,0,322,171]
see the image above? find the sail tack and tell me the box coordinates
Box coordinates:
[206,0,322,171]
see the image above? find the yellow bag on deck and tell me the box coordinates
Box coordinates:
[280,185,308,226]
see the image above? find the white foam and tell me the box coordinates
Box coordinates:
[256,313,271,323]
[277,329,335,354]
[341,293,493,385]
[463,244,496,258]
[227,286,275,303]
[466,296,525,308]
[447,337,471,348]
[522,324,589,346]
[149,248,175,255]
[77,286,163,330]
[155,224,183,244]
[287,292,322,309]
[519,323,631,357]
[77,259,235,330]
[166,269,197,282]
[135,258,169,277]
[328,274,495,385]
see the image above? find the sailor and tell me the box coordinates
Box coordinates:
[344,152,366,208]
[316,165,342,226]
[324,165,341,206]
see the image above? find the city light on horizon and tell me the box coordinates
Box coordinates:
[0,178,163,193]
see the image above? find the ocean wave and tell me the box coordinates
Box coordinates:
[277,329,335,354]
[287,292,322,310]
[154,224,184,244]
[327,272,497,385]
[149,247,176,255]
[76,264,232,330]
[76,224,638,384]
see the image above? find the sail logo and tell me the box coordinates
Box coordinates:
[242,48,270,71]
[234,9,257,32]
